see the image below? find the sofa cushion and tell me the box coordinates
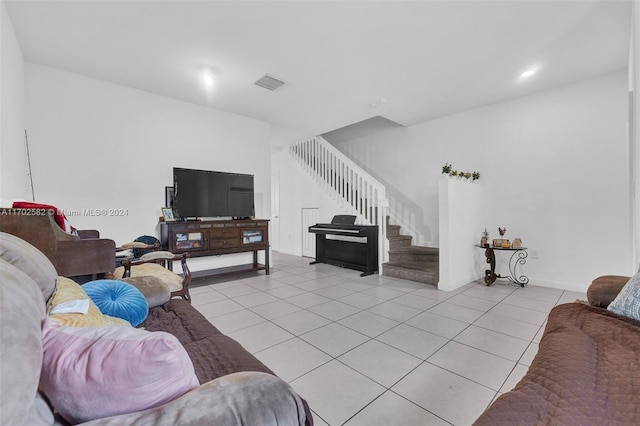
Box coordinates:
[82,280,149,327]
[39,318,199,424]
[143,299,276,383]
[83,372,307,426]
[0,232,57,301]
[0,259,49,425]
[142,299,314,425]
[120,275,171,308]
[20,393,55,426]
[608,272,640,321]
[114,263,184,292]
[47,277,129,327]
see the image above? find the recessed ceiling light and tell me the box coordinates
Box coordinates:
[202,74,214,87]
[199,67,217,89]
[520,69,536,78]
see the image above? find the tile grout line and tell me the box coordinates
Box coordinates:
[192,253,584,426]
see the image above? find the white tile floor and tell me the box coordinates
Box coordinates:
[190,252,586,426]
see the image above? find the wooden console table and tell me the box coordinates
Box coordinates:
[476,245,528,287]
[161,219,269,280]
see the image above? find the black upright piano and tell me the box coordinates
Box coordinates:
[308,215,378,277]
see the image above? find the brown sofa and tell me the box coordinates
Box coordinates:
[474,275,640,425]
[0,232,311,425]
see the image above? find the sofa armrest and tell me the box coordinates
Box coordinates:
[587,275,630,308]
[56,238,116,277]
[80,372,307,426]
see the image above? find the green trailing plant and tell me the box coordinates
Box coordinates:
[441,163,481,181]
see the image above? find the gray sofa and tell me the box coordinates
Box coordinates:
[0,232,308,425]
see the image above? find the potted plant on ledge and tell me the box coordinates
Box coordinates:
[442,163,480,181]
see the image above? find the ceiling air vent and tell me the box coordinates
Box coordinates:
[254,74,287,91]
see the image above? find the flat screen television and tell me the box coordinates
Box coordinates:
[173,167,255,219]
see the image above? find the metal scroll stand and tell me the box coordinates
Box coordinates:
[479,245,529,287]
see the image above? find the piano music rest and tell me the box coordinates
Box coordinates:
[308,223,378,276]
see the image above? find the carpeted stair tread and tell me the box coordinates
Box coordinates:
[386,225,402,237]
[388,246,439,264]
[384,218,439,285]
[382,261,439,286]
[383,261,439,272]
[386,235,412,241]
[387,234,412,250]
[389,246,439,254]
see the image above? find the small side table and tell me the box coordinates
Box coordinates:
[476,245,529,287]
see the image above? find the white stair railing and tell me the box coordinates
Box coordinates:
[289,136,389,269]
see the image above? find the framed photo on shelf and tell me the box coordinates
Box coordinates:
[161,207,175,222]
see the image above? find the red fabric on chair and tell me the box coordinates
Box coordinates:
[12,201,76,234]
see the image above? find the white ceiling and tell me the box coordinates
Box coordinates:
[5,0,632,136]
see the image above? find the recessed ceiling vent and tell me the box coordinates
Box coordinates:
[254,74,287,91]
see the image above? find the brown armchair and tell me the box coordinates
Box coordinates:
[0,207,115,278]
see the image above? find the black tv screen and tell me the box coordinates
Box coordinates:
[173,168,255,219]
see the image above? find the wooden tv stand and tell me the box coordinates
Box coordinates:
[161,218,269,280]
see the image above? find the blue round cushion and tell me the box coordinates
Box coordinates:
[82,280,149,327]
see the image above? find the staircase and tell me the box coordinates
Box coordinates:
[289,136,439,286]
[289,136,389,270]
[383,218,439,286]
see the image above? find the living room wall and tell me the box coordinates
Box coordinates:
[271,130,355,257]
[631,0,640,271]
[0,1,28,202]
[22,63,271,271]
[334,70,631,292]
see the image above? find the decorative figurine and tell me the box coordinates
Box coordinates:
[498,227,506,237]
[480,228,489,247]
